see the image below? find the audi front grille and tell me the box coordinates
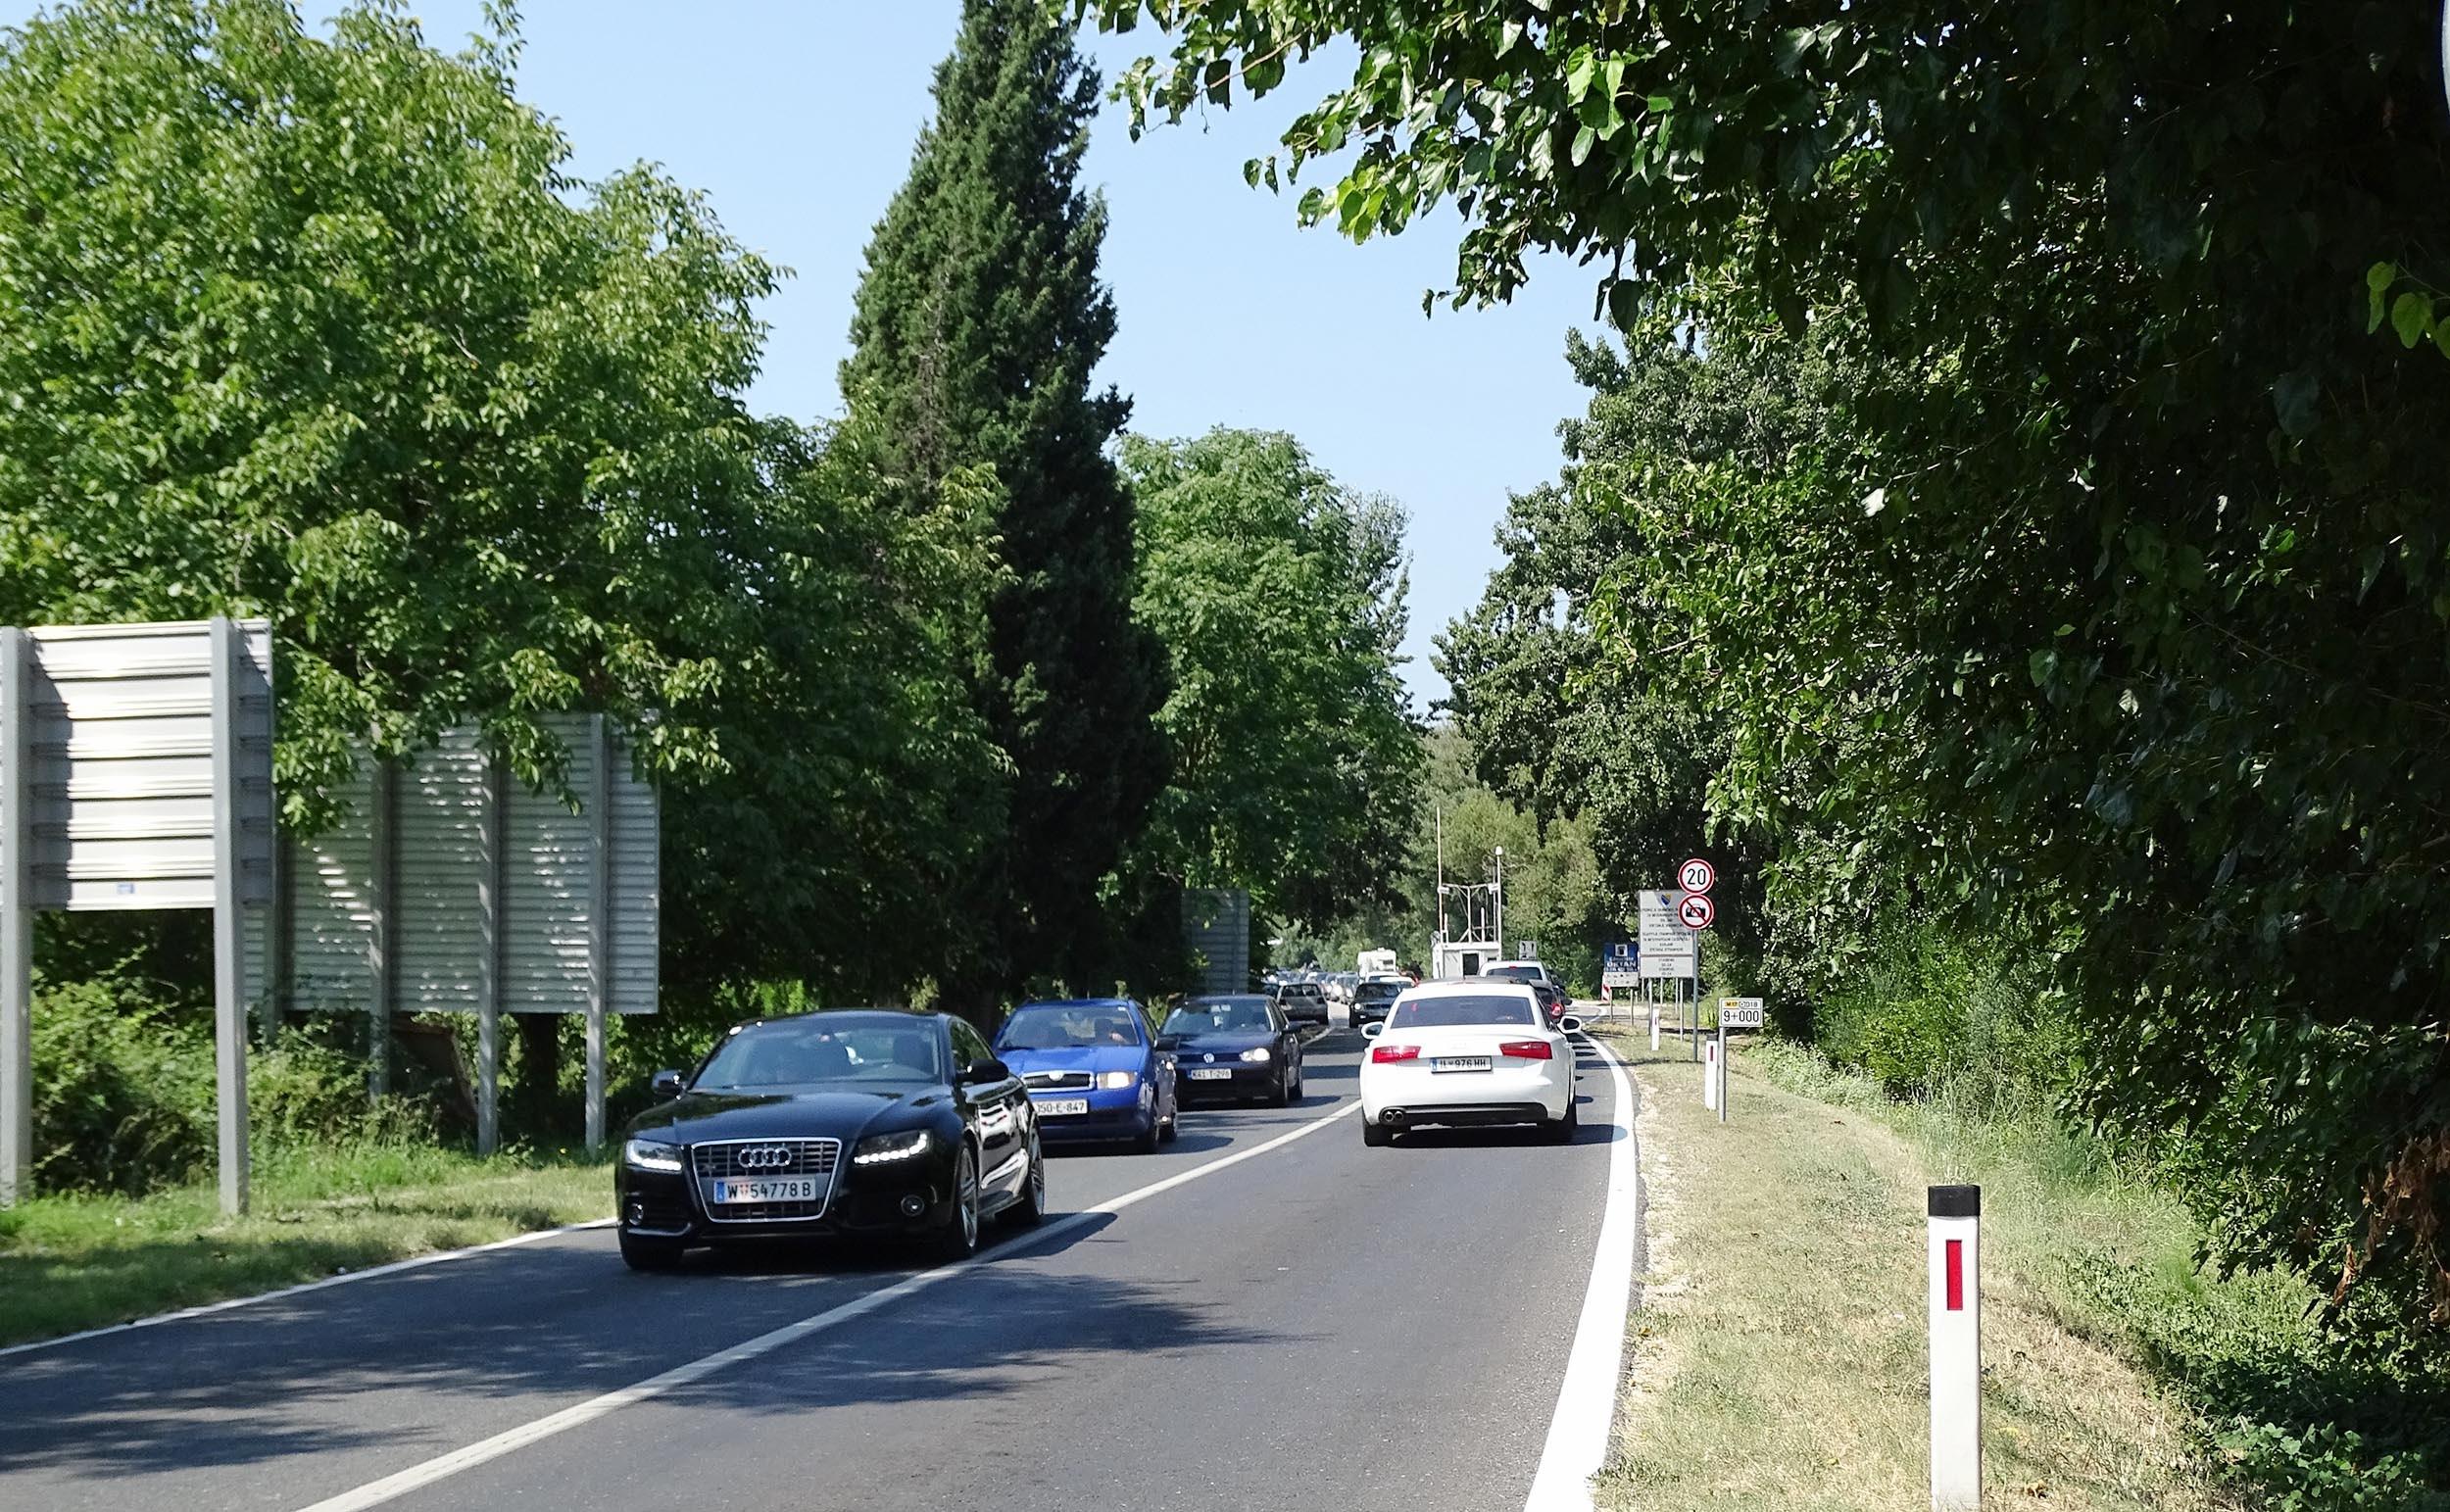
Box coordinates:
[689,1138,843,1224]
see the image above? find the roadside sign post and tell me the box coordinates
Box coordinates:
[0,617,275,1213]
[1718,997,1762,1123]
[1929,1185,1983,1510]
[0,630,28,1208]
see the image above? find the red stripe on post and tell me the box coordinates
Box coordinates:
[1944,1238,1964,1311]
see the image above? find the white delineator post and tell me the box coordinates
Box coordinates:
[1648,1000,1660,1051]
[1700,1036,1718,1110]
[1928,1184,1982,1510]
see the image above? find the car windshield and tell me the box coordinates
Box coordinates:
[1355,981,1400,1001]
[1389,996,1538,1029]
[998,1005,1142,1049]
[1164,1000,1273,1034]
[694,1020,944,1089]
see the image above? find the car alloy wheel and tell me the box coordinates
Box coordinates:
[1009,1137,1047,1227]
[933,1145,981,1261]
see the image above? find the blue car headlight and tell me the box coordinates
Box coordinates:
[622,1137,684,1173]
[1095,1070,1139,1090]
[853,1129,934,1166]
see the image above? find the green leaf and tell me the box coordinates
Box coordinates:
[2389,290,2429,349]
[1565,47,1596,102]
[1571,122,1596,167]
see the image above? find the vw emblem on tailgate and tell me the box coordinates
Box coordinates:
[737,1144,794,1171]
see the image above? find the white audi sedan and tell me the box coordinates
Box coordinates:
[1356,979,1583,1146]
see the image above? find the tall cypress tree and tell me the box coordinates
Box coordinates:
[844,0,1167,1007]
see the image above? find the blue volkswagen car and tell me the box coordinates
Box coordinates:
[994,998,1179,1153]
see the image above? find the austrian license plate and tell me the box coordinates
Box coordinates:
[1432,1055,1494,1074]
[1036,1097,1091,1116]
[1187,1068,1233,1081]
[709,1177,819,1204]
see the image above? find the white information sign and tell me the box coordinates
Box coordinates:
[1720,997,1764,1029]
[1637,890,1694,977]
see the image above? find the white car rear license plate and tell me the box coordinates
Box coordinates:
[1187,1068,1233,1080]
[1432,1055,1494,1073]
[710,1177,818,1204]
[1036,1097,1091,1116]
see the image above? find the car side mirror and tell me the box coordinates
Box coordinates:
[1155,1036,1180,1051]
[1558,1016,1584,1035]
[961,1056,1011,1085]
[1361,1021,1385,1039]
[650,1069,686,1098]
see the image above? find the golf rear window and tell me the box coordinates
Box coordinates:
[1389,996,1537,1029]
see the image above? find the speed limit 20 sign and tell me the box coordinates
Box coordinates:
[1676,892,1716,930]
[1678,856,1716,894]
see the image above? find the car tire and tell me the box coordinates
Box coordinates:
[1289,1062,1303,1100]
[1268,1070,1292,1107]
[1132,1116,1160,1154]
[1361,1119,1394,1147]
[1006,1138,1047,1227]
[931,1144,982,1262]
[618,1231,686,1272]
[1543,1100,1580,1145]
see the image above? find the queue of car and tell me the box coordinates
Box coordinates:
[613,971,1580,1271]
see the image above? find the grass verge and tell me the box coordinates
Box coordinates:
[0,1141,610,1347]
[1592,1031,2252,1511]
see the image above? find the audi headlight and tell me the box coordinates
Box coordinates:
[622,1137,684,1173]
[1095,1070,1138,1090]
[853,1129,934,1166]
[1240,1047,1272,1062]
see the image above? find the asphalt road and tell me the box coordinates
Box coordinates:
[0,1021,1637,1512]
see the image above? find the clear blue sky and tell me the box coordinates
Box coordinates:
[7,1,1604,711]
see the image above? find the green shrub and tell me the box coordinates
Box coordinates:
[31,969,425,1196]
[30,971,217,1194]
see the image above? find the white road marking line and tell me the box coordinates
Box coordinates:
[1525,1033,1641,1512]
[0,1218,619,1362]
[293,1097,1361,1512]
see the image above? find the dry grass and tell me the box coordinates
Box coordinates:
[1592,1035,2239,1512]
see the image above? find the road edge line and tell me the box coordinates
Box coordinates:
[0,1218,619,1362]
[1524,1032,1641,1512]
[292,1097,1359,1512]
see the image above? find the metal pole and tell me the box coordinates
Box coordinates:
[1718,1021,1729,1123]
[368,755,394,1099]
[209,617,251,1216]
[0,628,31,1208]
[583,715,609,1156]
[1493,847,1504,951]
[476,754,504,1157]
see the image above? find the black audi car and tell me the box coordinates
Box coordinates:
[615,1009,1044,1271]
[1156,995,1304,1105]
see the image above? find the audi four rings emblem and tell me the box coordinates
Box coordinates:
[737,1145,794,1170]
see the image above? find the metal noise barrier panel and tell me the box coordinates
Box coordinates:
[266,713,658,1019]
